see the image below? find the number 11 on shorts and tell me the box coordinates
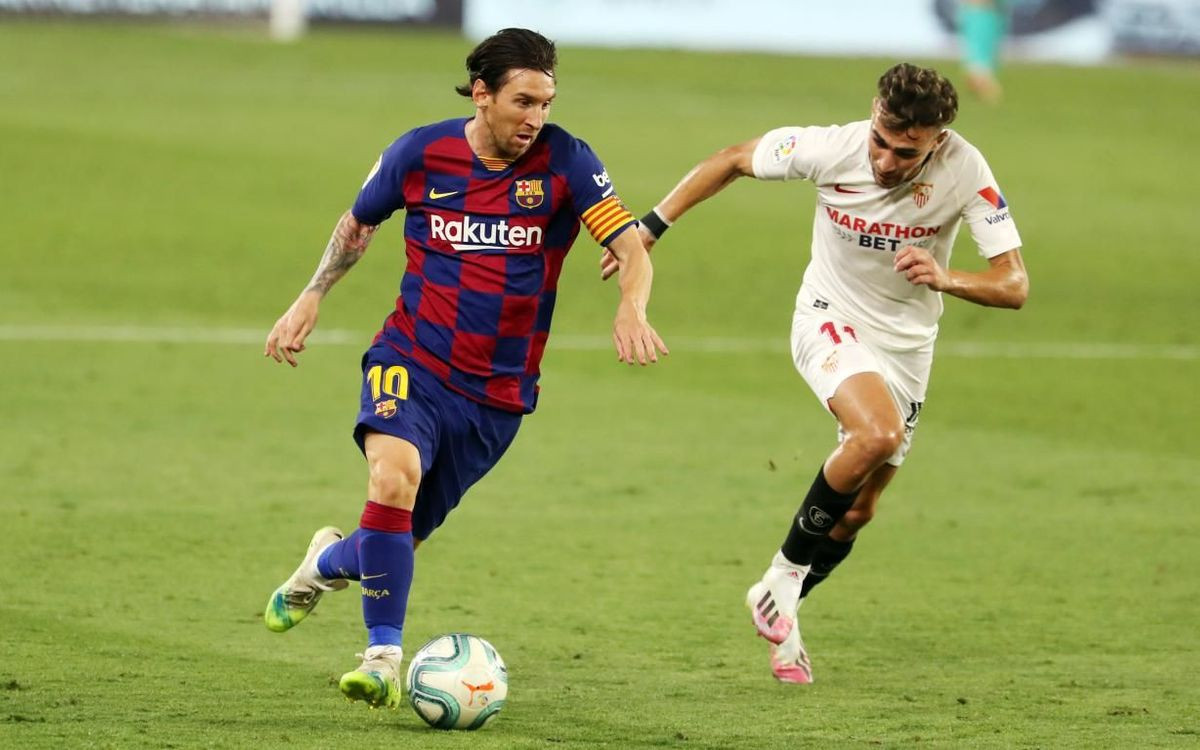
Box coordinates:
[819,321,858,345]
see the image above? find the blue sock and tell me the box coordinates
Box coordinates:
[317,529,362,581]
[356,502,415,648]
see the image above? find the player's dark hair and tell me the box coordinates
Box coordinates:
[456,28,557,97]
[876,63,958,131]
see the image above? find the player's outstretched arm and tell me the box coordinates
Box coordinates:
[264,210,379,366]
[601,138,759,280]
[606,227,669,366]
[655,137,759,223]
[894,246,1028,309]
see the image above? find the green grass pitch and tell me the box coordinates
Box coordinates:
[1,20,1198,749]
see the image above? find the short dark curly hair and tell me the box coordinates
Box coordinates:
[876,63,958,131]
[455,28,557,97]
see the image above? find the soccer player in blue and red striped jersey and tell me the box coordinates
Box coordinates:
[261,28,668,709]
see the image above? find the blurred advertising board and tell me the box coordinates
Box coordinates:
[0,0,463,24]
[463,0,1199,61]
[1104,0,1200,54]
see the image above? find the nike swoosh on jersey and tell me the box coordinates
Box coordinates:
[833,184,863,194]
[428,189,459,200]
[360,572,388,580]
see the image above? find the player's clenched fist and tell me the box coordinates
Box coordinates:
[894,245,951,291]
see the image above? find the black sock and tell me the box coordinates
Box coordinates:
[799,537,856,599]
[779,466,859,566]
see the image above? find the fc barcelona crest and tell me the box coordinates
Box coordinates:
[911,182,933,208]
[514,179,544,209]
[374,399,397,418]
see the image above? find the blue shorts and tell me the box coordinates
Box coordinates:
[354,342,522,540]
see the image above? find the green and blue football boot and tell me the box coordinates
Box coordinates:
[263,526,349,633]
[339,645,404,709]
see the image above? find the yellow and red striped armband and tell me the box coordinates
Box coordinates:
[581,195,635,245]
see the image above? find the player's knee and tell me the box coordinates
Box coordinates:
[850,424,904,463]
[368,459,420,507]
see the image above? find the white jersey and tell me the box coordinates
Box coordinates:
[752,120,1022,349]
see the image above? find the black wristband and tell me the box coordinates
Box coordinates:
[639,208,671,240]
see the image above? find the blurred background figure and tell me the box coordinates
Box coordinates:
[958,0,1007,102]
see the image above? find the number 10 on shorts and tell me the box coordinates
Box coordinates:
[366,364,409,401]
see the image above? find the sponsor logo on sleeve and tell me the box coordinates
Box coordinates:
[978,187,1012,225]
[977,186,1008,209]
[592,170,611,187]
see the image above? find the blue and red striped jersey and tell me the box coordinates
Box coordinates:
[351,117,636,414]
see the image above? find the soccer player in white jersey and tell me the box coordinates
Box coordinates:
[602,63,1028,683]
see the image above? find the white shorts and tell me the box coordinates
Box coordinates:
[790,302,933,466]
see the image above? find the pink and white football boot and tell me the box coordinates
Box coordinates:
[769,623,814,684]
[744,555,809,645]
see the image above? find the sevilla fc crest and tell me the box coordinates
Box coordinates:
[514,179,544,209]
[911,182,933,208]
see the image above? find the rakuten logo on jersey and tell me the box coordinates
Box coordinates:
[429,214,544,252]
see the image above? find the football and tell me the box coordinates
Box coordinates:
[406,633,508,730]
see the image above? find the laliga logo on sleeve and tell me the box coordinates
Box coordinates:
[772,135,797,163]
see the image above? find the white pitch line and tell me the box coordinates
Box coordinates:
[0,324,359,346]
[0,324,1195,361]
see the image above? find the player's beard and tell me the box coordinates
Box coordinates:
[481,110,534,160]
[873,168,909,188]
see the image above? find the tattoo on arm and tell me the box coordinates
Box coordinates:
[305,211,378,295]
